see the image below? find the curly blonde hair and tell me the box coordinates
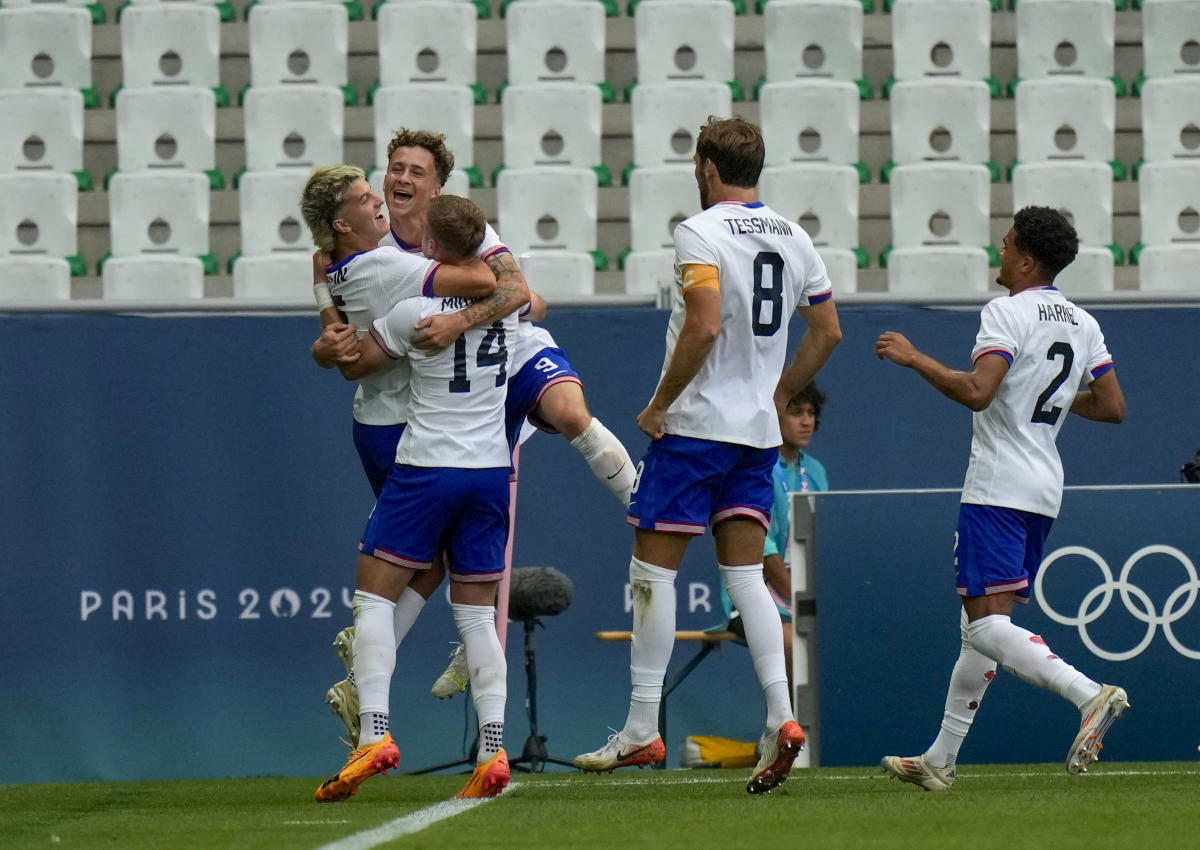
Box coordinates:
[300,165,365,253]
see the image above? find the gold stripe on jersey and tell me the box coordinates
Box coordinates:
[681,263,720,292]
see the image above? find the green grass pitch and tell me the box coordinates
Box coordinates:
[4,763,1199,849]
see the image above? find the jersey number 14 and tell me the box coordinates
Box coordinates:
[449,322,508,393]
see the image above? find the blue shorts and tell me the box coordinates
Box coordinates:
[627,434,776,534]
[352,421,406,498]
[359,465,510,581]
[505,347,581,451]
[954,503,1055,601]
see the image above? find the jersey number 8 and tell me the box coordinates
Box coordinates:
[752,251,785,337]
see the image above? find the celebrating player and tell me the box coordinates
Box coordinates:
[876,206,1129,791]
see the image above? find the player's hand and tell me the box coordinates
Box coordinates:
[313,322,360,365]
[637,403,668,440]
[412,312,467,352]
[312,249,332,282]
[875,331,918,367]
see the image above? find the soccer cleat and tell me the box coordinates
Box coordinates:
[333,626,355,676]
[880,754,956,791]
[314,733,400,802]
[747,720,806,794]
[326,678,361,747]
[573,730,666,772]
[431,644,469,699]
[455,748,510,799]
[1067,684,1130,775]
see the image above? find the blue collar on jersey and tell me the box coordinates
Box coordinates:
[326,250,371,274]
[715,200,765,209]
[1012,284,1060,297]
[390,228,420,252]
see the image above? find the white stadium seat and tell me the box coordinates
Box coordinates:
[1137,161,1200,248]
[1138,245,1200,292]
[1015,0,1115,84]
[506,0,607,90]
[236,169,313,257]
[630,81,732,171]
[232,254,314,300]
[0,173,79,262]
[1011,161,1114,248]
[889,162,991,251]
[1140,78,1200,164]
[889,79,991,167]
[1015,78,1116,168]
[627,166,699,253]
[0,8,95,104]
[887,246,990,296]
[623,248,675,303]
[497,167,599,259]
[1141,0,1200,81]
[372,84,477,184]
[816,248,858,294]
[119,5,222,95]
[247,3,349,92]
[891,0,991,83]
[0,257,72,301]
[242,86,344,172]
[516,251,596,298]
[759,80,860,168]
[759,164,860,259]
[0,90,86,183]
[376,2,477,90]
[102,255,205,299]
[501,84,604,177]
[107,171,210,260]
[762,0,864,87]
[114,87,217,177]
[634,0,735,89]
[1053,246,1115,293]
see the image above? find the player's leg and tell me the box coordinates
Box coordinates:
[712,447,803,794]
[445,467,512,798]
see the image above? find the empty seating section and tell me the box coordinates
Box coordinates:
[0,0,1190,299]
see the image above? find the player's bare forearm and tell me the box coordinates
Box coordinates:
[876,331,1005,411]
[1070,369,1125,423]
[337,332,389,381]
[776,299,842,408]
[412,252,530,351]
[649,291,720,413]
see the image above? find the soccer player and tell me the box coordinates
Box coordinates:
[307,181,515,802]
[876,206,1128,791]
[311,129,635,739]
[573,116,843,795]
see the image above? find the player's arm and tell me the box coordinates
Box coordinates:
[526,289,548,322]
[637,268,722,439]
[335,327,393,381]
[411,250,531,352]
[311,250,354,367]
[775,297,843,412]
[876,331,1009,411]
[1070,368,1125,423]
[427,258,497,299]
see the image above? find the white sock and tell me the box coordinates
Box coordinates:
[720,563,792,730]
[392,586,426,648]
[569,418,637,507]
[967,614,1101,710]
[451,602,507,759]
[624,557,677,742]
[352,589,396,744]
[926,611,996,769]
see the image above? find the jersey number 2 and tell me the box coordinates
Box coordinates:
[449,322,507,393]
[752,251,785,337]
[1030,341,1074,425]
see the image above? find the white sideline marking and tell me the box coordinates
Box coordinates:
[314,786,513,850]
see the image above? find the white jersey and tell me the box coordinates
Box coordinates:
[371,296,518,468]
[511,321,558,373]
[332,223,509,425]
[961,286,1113,518]
[660,200,833,448]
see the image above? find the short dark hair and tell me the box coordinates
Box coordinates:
[786,382,826,432]
[426,195,485,261]
[695,116,764,188]
[1012,206,1079,278]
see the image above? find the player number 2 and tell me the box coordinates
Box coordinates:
[752,251,785,337]
[449,322,508,393]
[1030,341,1074,425]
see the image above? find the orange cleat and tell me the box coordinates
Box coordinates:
[314,733,400,802]
[456,748,510,799]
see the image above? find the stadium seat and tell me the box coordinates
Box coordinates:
[627,166,699,255]
[122,0,234,23]
[1137,245,1200,292]
[516,251,597,297]
[886,246,990,296]
[242,85,344,174]
[1011,161,1117,260]
[888,162,992,261]
[1136,161,1200,251]
[0,7,97,107]
[106,171,213,273]
[1013,78,1119,178]
[372,84,479,186]
[758,80,862,175]
[759,164,864,269]
[235,169,312,258]
[623,248,675,303]
[500,84,607,184]
[0,173,82,274]
[102,255,205,299]
[113,87,220,187]
[629,81,732,180]
[816,247,858,294]
[1140,0,1200,85]
[633,0,738,99]
[246,3,354,104]
[0,257,72,301]
[0,0,104,24]
[505,0,610,100]
[887,79,992,178]
[761,0,867,98]
[1053,246,1115,293]
[1139,78,1200,165]
[118,5,225,106]
[889,0,992,92]
[375,2,480,103]
[231,254,313,300]
[0,89,88,190]
[1012,0,1119,94]
[497,167,603,268]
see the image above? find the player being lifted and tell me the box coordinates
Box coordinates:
[574,117,842,794]
[312,130,636,742]
[302,169,515,801]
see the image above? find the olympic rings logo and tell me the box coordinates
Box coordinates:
[1034,545,1200,662]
